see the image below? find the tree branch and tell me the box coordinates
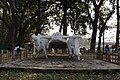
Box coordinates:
[92,0,97,6]
[98,0,104,8]
[84,2,94,26]
[0,16,10,28]
[23,15,37,30]
[101,0,115,32]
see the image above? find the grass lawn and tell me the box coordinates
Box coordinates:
[0,69,120,80]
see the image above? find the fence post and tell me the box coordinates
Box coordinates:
[118,50,120,64]
[0,54,1,63]
[1,50,3,54]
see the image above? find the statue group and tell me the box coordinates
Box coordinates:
[31,32,81,60]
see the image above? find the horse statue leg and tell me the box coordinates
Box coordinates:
[33,43,36,55]
[42,44,48,58]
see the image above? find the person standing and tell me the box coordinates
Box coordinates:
[104,44,110,54]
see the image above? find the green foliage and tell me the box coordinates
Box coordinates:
[0,0,116,48]
[0,70,120,80]
[67,2,88,35]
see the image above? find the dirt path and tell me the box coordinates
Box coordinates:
[0,56,120,70]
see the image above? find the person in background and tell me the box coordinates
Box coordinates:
[14,44,24,54]
[104,44,110,54]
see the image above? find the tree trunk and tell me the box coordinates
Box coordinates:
[116,0,119,52]
[5,29,12,43]
[90,25,97,52]
[17,26,25,45]
[36,0,42,34]
[11,13,17,49]
[90,6,99,52]
[63,1,67,35]
[1,9,7,43]
[59,16,64,33]
[97,31,102,52]
[11,27,17,49]
[6,0,18,49]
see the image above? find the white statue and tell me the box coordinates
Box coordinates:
[67,35,81,60]
[31,32,81,60]
[49,32,66,43]
[31,34,48,58]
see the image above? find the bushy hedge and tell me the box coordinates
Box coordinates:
[0,69,120,80]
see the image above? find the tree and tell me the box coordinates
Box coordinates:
[56,0,69,35]
[36,0,55,34]
[67,2,88,35]
[97,0,115,52]
[0,3,8,43]
[0,0,54,48]
[116,0,119,52]
[84,0,114,52]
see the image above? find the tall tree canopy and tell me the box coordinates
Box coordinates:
[83,0,116,52]
[0,0,116,52]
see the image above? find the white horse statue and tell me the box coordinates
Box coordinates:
[67,35,81,60]
[31,34,49,58]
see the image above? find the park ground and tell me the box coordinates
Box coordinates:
[0,56,120,80]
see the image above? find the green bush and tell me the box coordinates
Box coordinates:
[0,70,120,80]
